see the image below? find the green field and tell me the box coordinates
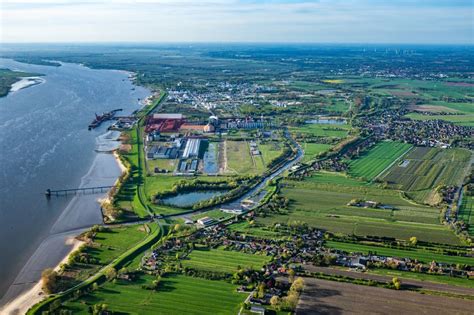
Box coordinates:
[406,112,474,127]
[182,247,270,273]
[63,274,246,314]
[268,178,462,245]
[226,140,283,174]
[301,143,332,162]
[382,147,471,204]
[147,158,178,172]
[86,224,157,264]
[458,194,474,237]
[305,172,368,187]
[347,141,412,181]
[289,123,351,138]
[325,241,473,265]
[227,221,286,239]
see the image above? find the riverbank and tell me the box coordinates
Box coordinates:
[0,58,152,307]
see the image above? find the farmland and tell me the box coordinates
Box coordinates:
[289,123,351,138]
[182,247,270,274]
[325,241,473,265]
[347,141,412,180]
[296,278,474,315]
[265,178,462,244]
[405,112,474,127]
[382,147,471,204]
[301,143,332,162]
[85,224,158,265]
[225,140,285,174]
[458,194,474,236]
[62,274,245,315]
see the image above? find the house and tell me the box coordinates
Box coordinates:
[197,217,215,227]
[250,305,266,314]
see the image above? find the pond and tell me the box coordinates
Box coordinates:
[162,190,227,208]
[203,142,219,174]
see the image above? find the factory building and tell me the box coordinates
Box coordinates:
[182,138,201,159]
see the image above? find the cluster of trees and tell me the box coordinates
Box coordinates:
[270,277,305,311]
[256,194,289,217]
[183,268,231,281]
[142,276,162,291]
[41,268,60,294]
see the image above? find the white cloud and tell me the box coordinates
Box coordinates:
[1,0,472,43]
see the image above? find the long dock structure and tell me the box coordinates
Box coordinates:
[45,186,114,197]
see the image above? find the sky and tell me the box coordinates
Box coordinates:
[1,0,473,44]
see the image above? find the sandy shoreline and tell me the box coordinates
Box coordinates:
[10,77,45,93]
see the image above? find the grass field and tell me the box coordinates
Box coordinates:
[325,241,473,265]
[226,140,284,174]
[147,159,178,172]
[182,247,270,273]
[63,274,246,314]
[85,224,157,264]
[305,172,368,187]
[289,123,351,138]
[227,221,287,239]
[406,112,474,127]
[382,147,471,204]
[267,178,462,245]
[458,194,474,237]
[301,143,332,162]
[347,141,412,181]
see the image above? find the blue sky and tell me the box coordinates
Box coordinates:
[1,0,473,43]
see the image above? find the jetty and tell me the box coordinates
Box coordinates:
[45,186,114,197]
[88,109,123,130]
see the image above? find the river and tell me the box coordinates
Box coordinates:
[0,58,150,304]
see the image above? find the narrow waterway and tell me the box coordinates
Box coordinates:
[0,58,150,303]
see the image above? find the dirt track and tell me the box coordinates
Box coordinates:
[304,266,474,296]
[296,277,474,315]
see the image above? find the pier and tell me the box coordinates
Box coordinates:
[45,186,114,197]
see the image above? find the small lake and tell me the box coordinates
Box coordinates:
[162,190,227,208]
[306,118,347,125]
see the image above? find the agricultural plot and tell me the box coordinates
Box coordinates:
[371,79,474,100]
[305,172,367,187]
[297,278,474,315]
[301,143,332,162]
[227,221,286,239]
[347,141,412,181]
[63,274,245,315]
[458,194,474,236]
[225,140,284,174]
[382,147,471,204]
[267,179,462,244]
[289,123,350,138]
[182,247,270,274]
[325,241,473,265]
[405,112,474,127]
